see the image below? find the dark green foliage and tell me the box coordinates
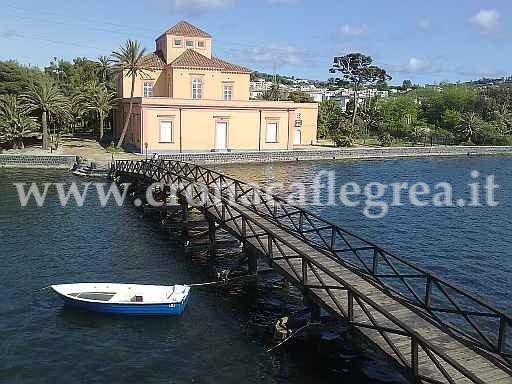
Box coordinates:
[331,116,360,147]
[0,55,117,148]
[0,61,41,95]
[250,71,294,86]
[318,100,342,139]
[287,91,313,103]
[259,84,283,101]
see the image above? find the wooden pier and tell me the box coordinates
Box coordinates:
[113,159,512,384]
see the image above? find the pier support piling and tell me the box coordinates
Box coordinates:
[179,195,189,239]
[208,216,217,262]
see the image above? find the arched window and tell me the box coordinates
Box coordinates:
[192,79,203,99]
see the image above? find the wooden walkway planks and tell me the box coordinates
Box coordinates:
[205,201,512,384]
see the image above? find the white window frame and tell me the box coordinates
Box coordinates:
[159,120,173,143]
[197,40,205,48]
[266,121,279,143]
[143,81,154,97]
[192,78,203,99]
[186,40,194,48]
[223,84,233,101]
[174,39,182,47]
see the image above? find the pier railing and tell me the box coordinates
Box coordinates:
[114,159,511,363]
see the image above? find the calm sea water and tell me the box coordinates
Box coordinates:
[0,157,510,383]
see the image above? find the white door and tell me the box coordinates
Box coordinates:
[294,129,302,145]
[215,122,227,151]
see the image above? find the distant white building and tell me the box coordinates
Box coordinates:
[250,78,274,99]
[323,88,389,111]
[251,75,390,107]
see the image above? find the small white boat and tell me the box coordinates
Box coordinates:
[51,283,191,315]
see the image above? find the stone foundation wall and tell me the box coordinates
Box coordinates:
[157,146,512,164]
[0,155,78,169]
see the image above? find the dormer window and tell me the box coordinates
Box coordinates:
[186,40,194,48]
[197,40,205,48]
[174,39,182,47]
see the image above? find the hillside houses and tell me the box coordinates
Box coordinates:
[250,77,391,111]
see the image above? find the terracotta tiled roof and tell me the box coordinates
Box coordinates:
[170,49,223,69]
[164,21,211,38]
[170,49,251,73]
[212,57,251,73]
[142,52,166,69]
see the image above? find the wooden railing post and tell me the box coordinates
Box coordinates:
[242,217,247,240]
[207,216,216,262]
[302,259,308,286]
[372,249,379,275]
[425,274,433,309]
[347,291,354,322]
[498,316,508,353]
[411,339,419,379]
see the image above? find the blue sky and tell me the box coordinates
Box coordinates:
[0,0,510,85]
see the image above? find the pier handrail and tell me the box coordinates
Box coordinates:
[114,159,512,363]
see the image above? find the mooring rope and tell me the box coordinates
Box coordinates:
[36,273,256,292]
[187,281,225,287]
[186,272,256,287]
[34,286,52,292]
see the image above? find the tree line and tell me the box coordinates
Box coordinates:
[319,53,512,147]
[0,40,148,151]
[0,57,117,150]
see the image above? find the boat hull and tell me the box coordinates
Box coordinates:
[59,294,189,315]
[52,284,191,316]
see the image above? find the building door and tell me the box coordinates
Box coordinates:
[294,129,302,145]
[215,121,228,151]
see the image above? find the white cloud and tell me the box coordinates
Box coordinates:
[173,0,234,15]
[389,57,431,74]
[405,57,429,73]
[470,9,500,30]
[233,45,306,67]
[338,24,369,37]
[0,30,17,38]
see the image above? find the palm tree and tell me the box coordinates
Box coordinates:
[457,112,482,143]
[97,56,111,85]
[493,103,512,135]
[87,85,117,141]
[0,95,39,149]
[22,78,69,149]
[68,93,87,135]
[111,40,148,148]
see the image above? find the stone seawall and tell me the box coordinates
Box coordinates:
[2,146,512,168]
[157,146,512,164]
[0,155,78,169]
